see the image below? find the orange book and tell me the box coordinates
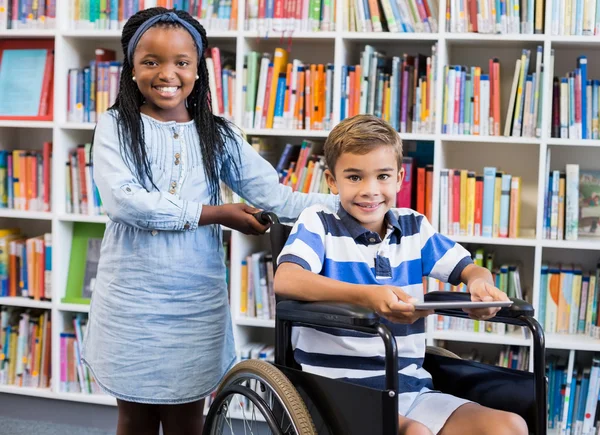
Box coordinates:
[302,160,315,193]
[230,0,238,30]
[266,48,288,129]
[261,63,274,128]
[348,69,355,119]
[304,68,312,129]
[493,59,501,135]
[473,67,481,135]
[283,63,292,121]
[421,79,427,126]
[354,65,361,116]
[425,165,433,222]
[296,69,305,129]
[416,167,426,215]
[474,175,483,236]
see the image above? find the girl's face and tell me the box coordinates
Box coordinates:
[132,26,199,122]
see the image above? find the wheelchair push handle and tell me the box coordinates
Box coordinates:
[253,211,280,226]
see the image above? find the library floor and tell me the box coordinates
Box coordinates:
[0,416,112,435]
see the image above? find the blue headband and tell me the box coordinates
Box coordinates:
[127,12,204,65]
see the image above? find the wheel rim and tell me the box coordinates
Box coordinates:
[207,372,301,435]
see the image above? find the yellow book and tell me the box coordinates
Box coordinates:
[240,260,248,315]
[8,330,17,385]
[421,80,427,125]
[266,48,289,129]
[384,82,391,122]
[492,171,503,237]
[570,269,582,335]
[586,275,597,336]
[442,66,449,128]
[459,170,468,235]
[557,173,566,240]
[556,266,572,334]
[466,172,475,236]
[508,176,521,238]
[11,151,21,210]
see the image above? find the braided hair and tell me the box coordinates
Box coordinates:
[109,7,242,206]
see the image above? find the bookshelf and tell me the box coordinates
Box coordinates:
[0,0,598,422]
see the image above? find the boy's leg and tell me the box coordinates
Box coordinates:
[438,403,528,435]
[398,415,434,435]
[159,399,205,435]
[116,399,161,435]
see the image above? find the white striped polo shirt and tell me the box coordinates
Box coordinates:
[277,204,473,414]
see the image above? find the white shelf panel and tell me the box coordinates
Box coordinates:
[441,134,541,145]
[0,297,52,309]
[449,235,537,247]
[551,36,600,47]
[243,128,330,138]
[60,122,96,130]
[445,33,545,44]
[546,334,600,352]
[547,138,600,147]
[398,133,437,141]
[0,30,56,38]
[54,392,117,406]
[58,214,109,224]
[61,29,122,38]
[235,316,275,328]
[341,31,440,41]
[432,329,530,346]
[0,209,53,220]
[0,120,54,129]
[57,303,91,313]
[0,385,55,399]
[541,238,600,251]
[243,30,336,39]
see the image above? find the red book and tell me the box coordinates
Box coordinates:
[43,142,52,212]
[474,175,483,236]
[396,157,414,208]
[425,165,433,222]
[416,167,426,215]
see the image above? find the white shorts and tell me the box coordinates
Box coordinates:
[403,391,472,434]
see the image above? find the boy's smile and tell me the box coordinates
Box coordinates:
[132,26,199,122]
[325,146,404,237]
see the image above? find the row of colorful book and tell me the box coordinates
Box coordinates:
[540,263,600,339]
[398,158,434,221]
[344,0,438,33]
[547,356,600,434]
[439,167,522,239]
[243,48,334,131]
[432,247,525,336]
[446,0,544,34]
[442,47,545,138]
[60,315,102,394]
[245,0,335,32]
[0,308,51,389]
[67,48,121,124]
[551,56,599,140]
[542,156,600,241]
[549,0,600,36]
[0,147,52,213]
[0,0,56,29]
[340,44,437,135]
[66,144,104,217]
[66,0,237,31]
[239,251,276,320]
[439,345,530,371]
[0,229,52,301]
[203,342,275,414]
[274,140,329,193]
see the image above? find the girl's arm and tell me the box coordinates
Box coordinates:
[93,112,202,232]
[221,134,339,223]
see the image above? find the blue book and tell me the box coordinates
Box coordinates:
[340,65,348,121]
[566,369,578,432]
[482,167,496,237]
[579,57,588,138]
[499,173,512,237]
[273,73,286,122]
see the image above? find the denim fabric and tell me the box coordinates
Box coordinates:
[81,111,338,404]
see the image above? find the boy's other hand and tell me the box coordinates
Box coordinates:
[367,285,433,324]
[465,278,510,320]
[201,204,270,235]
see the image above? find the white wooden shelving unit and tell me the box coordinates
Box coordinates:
[0,0,599,411]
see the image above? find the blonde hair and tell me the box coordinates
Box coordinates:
[324,115,403,174]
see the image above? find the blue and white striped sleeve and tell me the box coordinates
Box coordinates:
[277,206,326,274]
[419,215,473,285]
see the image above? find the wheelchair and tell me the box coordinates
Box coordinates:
[203,212,547,435]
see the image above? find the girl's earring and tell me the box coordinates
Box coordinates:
[132,76,137,82]
[196,75,199,80]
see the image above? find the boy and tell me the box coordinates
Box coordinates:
[273,115,527,435]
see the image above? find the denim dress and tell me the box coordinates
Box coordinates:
[81,111,338,404]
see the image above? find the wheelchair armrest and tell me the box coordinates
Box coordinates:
[425,291,534,327]
[276,300,380,329]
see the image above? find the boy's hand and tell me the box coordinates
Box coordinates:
[465,278,510,320]
[366,285,433,324]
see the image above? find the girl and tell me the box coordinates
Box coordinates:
[81,7,338,435]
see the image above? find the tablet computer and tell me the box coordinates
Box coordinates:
[413,300,513,310]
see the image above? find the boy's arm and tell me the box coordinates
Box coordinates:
[460,263,510,320]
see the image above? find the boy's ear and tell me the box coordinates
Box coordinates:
[324,169,339,195]
[396,166,405,193]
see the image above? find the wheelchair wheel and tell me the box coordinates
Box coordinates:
[204,359,316,435]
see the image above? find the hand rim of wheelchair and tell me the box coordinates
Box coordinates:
[203,359,317,435]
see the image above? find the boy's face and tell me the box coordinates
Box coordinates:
[325,145,404,235]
